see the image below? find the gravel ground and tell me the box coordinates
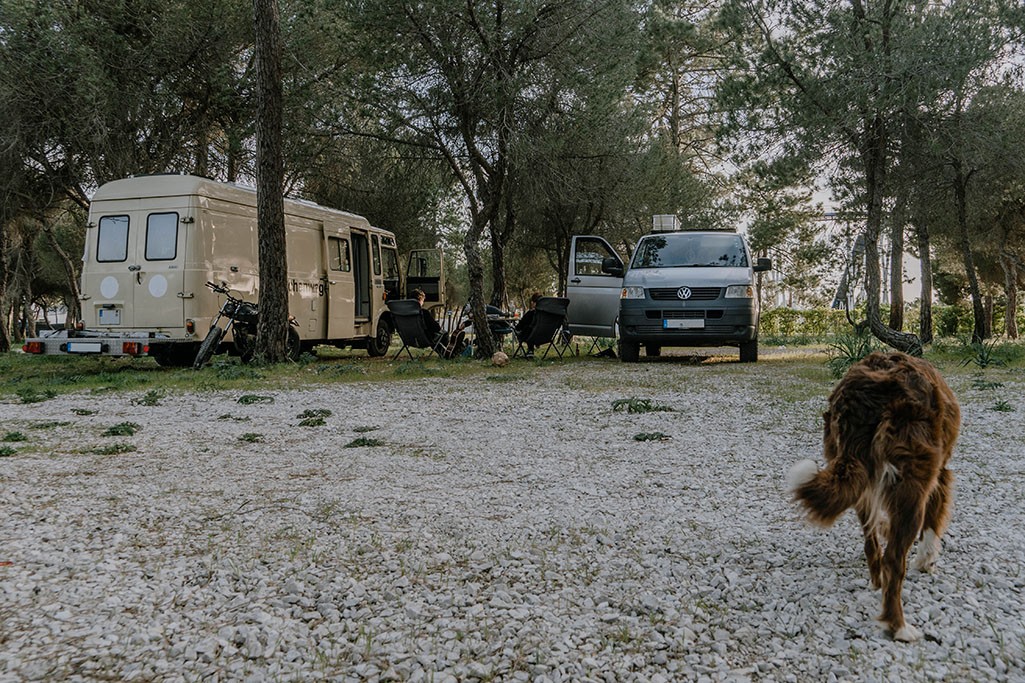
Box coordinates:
[1,353,1023,682]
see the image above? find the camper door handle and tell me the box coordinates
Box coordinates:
[128,264,141,272]
[570,278,581,284]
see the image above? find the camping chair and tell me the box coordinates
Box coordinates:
[512,297,570,359]
[387,299,445,359]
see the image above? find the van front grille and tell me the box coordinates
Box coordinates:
[649,287,721,301]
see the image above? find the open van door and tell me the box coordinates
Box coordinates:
[565,235,624,338]
[404,249,446,314]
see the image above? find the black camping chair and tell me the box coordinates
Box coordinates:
[512,297,570,359]
[387,299,445,359]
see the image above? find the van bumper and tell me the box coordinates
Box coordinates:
[618,299,759,346]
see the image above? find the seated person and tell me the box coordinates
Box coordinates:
[413,289,466,358]
[515,292,542,356]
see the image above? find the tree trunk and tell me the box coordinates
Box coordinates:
[0,222,10,352]
[42,221,82,325]
[253,0,289,362]
[862,118,922,355]
[888,196,905,331]
[464,212,495,358]
[917,223,934,345]
[952,167,985,343]
[1001,252,1018,339]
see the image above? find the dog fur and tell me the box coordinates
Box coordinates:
[787,351,960,642]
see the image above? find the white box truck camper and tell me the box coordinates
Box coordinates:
[23,175,445,365]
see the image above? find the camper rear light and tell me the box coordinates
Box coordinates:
[186,319,195,334]
[122,341,149,356]
[75,321,85,331]
[23,341,44,354]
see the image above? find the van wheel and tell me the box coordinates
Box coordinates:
[367,319,392,357]
[739,339,758,363]
[645,344,661,357]
[286,328,302,362]
[619,340,640,363]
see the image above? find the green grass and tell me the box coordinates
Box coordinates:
[102,422,141,437]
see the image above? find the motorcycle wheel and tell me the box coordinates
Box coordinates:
[286,327,301,362]
[193,326,225,369]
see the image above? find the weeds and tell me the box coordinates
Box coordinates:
[90,443,137,455]
[238,433,264,443]
[102,422,141,437]
[238,395,274,405]
[17,387,57,404]
[344,437,384,448]
[132,389,166,406]
[960,339,1006,369]
[0,446,15,457]
[634,432,671,442]
[612,398,673,414]
[826,330,882,378]
[299,417,326,427]
[3,432,27,442]
[30,421,71,430]
[971,375,1005,391]
[71,408,98,416]
[990,400,1014,413]
[217,414,251,422]
[298,409,332,419]
[353,425,379,433]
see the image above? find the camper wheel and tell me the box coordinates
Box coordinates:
[366,319,392,357]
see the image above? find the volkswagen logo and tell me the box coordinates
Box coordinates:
[676,286,692,300]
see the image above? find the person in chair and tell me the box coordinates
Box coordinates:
[413,289,466,358]
[515,292,542,357]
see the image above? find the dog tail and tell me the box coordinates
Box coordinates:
[786,455,870,527]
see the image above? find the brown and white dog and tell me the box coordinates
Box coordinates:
[787,351,960,642]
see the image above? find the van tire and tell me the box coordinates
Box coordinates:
[194,327,224,369]
[367,319,392,357]
[619,340,640,363]
[645,344,661,357]
[739,339,758,363]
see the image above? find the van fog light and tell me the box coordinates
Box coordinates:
[724,285,754,298]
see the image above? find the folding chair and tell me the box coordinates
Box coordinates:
[512,297,570,359]
[387,299,445,359]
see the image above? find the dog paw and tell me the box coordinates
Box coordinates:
[893,624,922,642]
[785,459,819,492]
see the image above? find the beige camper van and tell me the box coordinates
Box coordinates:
[24,175,444,365]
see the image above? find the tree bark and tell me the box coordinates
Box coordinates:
[888,195,905,331]
[916,223,934,345]
[1001,252,1018,339]
[952,165,986,343]
[253,0,289,362]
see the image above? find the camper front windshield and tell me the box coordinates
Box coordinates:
[631,233,748,269]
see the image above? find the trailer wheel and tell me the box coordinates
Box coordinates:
[193,327,224,369]
[367,319,392,357]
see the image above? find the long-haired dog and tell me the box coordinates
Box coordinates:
[786,351,960,642]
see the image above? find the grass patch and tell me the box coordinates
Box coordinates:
[612,397,674,414]
[102,422,141,437]
[990,400,1014,413]
[3,431,28,442]
[29,421,71,430]
[298,417,326,427]
[344,437,384,448]
[71,408,98,416]
[90,443,136,455]
[17,387,57,404]
[0,445,16,457]
[238,394,275,405]
[238,433,264,443]
[634,432,671,442]
[217,413,251,422]
[297,408,332,419]
[132,389,166,406]
[353,425,379,433]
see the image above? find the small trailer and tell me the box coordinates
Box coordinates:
[23,174,445,366]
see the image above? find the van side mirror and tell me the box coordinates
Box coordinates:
[754,257,772,273]
[601,257,624,278]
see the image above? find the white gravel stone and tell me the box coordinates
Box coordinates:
[0,358,1022,681]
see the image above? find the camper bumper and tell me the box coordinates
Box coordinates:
[22,330,188,358]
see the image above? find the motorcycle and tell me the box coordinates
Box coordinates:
[192,281,299,369]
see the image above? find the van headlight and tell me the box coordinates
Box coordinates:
[621,286,645,299]
[724,285,754,298]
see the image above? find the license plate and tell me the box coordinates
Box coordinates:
[66,341,104,354]
[663,319,704,329]
[98,308,121,325]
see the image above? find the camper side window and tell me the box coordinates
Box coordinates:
[145,213,178,261]
[97,215,129,262]
[371,234,382,276]
[328,236,351,272]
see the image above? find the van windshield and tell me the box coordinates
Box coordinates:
[631,233,748,269]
